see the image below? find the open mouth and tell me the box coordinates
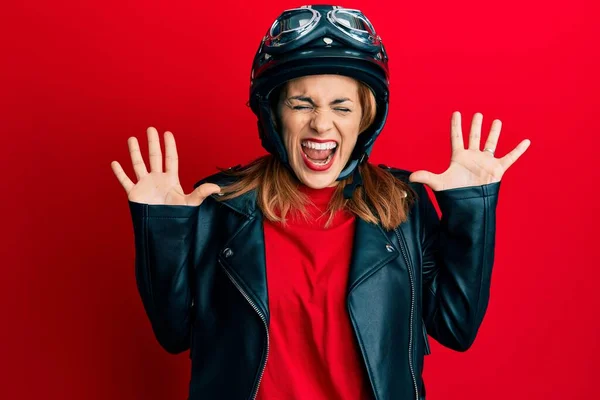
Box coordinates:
[300,139,338,170]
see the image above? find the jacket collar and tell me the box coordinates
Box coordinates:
[210,190,258,218]
[195,171,258,217]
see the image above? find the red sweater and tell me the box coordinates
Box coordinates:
[256,185,373,400]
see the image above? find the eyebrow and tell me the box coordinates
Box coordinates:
[288,96,353,106]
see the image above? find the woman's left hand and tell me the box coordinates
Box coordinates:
[409,111,531,191]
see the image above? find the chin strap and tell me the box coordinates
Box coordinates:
[343,155,367,200]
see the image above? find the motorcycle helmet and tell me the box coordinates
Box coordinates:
[248,4,390,197]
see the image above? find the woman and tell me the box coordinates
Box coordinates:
[111,5,530,400]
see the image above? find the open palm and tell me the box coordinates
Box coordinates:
[111,127,220,205]
[409,112,531,191]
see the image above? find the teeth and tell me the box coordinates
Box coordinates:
[308,152,334,166]
[301,140,337,150]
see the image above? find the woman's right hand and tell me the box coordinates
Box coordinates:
[111,127,221,206]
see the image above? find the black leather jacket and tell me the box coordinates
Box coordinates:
[128,166,501,400]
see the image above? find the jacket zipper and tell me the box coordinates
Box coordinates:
[219,260,269,400]
[394,228,419,400]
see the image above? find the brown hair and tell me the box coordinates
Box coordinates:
[216,79,416,230]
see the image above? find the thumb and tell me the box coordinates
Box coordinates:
[188,183,222,206]
[409,170,437,187]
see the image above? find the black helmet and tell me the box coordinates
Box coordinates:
[249,4,390,185]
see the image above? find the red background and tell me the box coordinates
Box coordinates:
[2,0,598,399]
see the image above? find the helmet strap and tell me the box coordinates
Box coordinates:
[343,154,367,199]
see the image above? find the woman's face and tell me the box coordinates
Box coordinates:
[278,74,362,189]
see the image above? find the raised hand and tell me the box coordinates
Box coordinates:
[111,127,221,206]
[409,112,531,191]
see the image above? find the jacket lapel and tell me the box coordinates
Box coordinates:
[214,192,270,322]
[347,218,400,293]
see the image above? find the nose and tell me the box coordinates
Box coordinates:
[309,110,334,134]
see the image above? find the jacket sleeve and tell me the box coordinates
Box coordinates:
[128,200,199,354]
[419,180,501,352]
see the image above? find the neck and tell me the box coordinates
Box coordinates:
[298,184,337,208]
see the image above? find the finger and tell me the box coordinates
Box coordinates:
[499,139,531,171]
[110,161,135,194]
[468,112,483,150]
[409,170,441,190]
[128,136,149,180]
[483,119,502,155]
[191,183,222,205]
[164,131,179,176]
[147,127,163,172]
[450,111,463,152]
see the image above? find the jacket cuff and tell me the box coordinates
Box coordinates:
[432,181,501,202]
[128,200,200,220]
